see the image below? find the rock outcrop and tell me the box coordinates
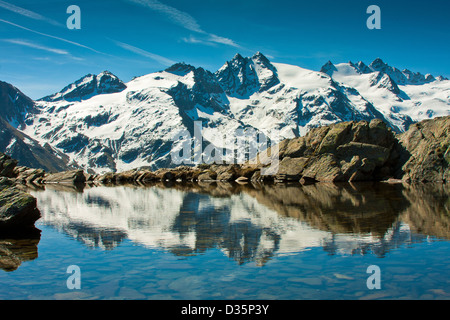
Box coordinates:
[43,169,86,184]
[261,116,449,183]
[397,116,450,182]
[0,153,41,230]
[260,118,400,183]
[0,187,40,229]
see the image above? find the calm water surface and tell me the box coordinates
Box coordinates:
[0,181,449,300]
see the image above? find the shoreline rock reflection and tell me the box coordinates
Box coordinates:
[0,227,41,272]
[25,181,450,266]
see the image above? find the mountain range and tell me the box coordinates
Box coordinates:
[0,52,449,174]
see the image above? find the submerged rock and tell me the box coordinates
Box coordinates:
[0,228,41,272]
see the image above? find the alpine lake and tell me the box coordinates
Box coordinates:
[0,180,449,300]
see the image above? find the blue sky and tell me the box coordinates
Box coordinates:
[0,0,449,99]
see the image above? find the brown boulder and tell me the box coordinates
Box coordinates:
[398,116,450,182]
[267,119,398,182]
[43,169,86,184]
[0,188,41,229]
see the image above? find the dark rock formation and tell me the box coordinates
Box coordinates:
[40,71,127,102]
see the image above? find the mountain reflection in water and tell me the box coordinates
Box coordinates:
[19,181,450,267]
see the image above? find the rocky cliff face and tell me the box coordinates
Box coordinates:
[0,81,36,127]
[215,52,280,98]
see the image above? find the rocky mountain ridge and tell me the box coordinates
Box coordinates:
[1,53,448,174]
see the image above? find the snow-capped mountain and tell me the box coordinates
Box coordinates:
[322,59,450,131]
[0,81,72,172]
[215,52,280,97]
[40,71,127,102]
[23,64,261,173]
[2,52,448,174]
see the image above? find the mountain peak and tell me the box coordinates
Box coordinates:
[370,58,387,69]
[252,51,269,61]
[232,53,245,61]
[98,70,115,77]
[215,53,279,98]
[355,61,372,74]
[368,59,439,85]
[320,61,337,75]
[165,62,196,76]
[0,80,36,127]
[40,71,126,102]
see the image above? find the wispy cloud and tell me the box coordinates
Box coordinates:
[126,0,241,48]
[114,40,176,66]
[127,0,204,33]
[181,34,241,48]
[207,34,241,48]
[3,38,69,55]
[0,19,105,54]
[0,0,63,27]
[181,35,216,47]
[3,38,85,62]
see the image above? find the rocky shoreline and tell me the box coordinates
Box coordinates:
[44,116,450,185]
[1,116,449,230]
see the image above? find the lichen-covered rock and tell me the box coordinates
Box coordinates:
[0,177,15,191]
[266,119,399,182]
[197,170,217,181]
[276,157,309,181]
[398,116,450,182]
[43,169,86,184]
[16,168,46,184]
[0,188,41,229]
[0,153,18,178]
